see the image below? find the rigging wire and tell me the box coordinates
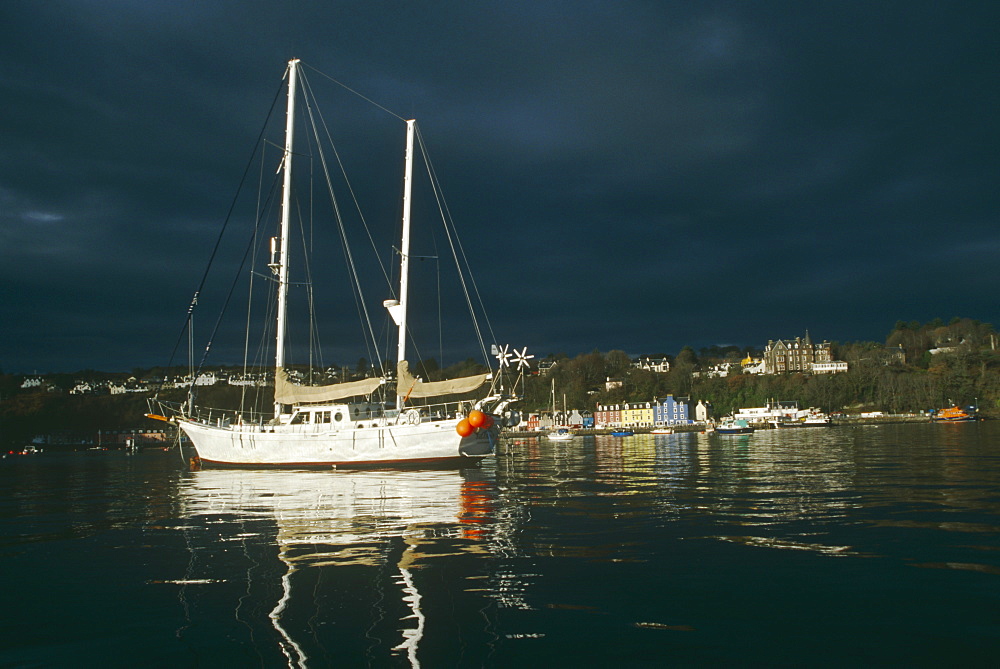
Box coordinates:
[414,123,497,370]
[153,75,285,399]
[298,69,387,374]
[240,137,275,414]
[163,59,502,411]
[301,62,407,123]
[191,170,283,394]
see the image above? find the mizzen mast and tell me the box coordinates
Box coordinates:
[393,119,416,408]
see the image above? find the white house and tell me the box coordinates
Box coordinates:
[633,356,670,373]
[811,361,849,374]
[741,357,766,375]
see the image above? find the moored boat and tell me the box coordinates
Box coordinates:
[931,406,977,422]
[715,419,754,435]
[147,59,511,468]
[802,413,833,426]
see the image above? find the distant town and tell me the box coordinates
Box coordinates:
[8,331,875,395]
[2,317,997,447]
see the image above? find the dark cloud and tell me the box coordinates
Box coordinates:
[1,1,998,373]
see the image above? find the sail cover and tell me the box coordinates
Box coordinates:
[396,360,489,399]
[274,368,384,404]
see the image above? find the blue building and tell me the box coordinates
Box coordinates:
[654,395,692,425]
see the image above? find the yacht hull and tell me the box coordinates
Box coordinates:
[178,418,496,468]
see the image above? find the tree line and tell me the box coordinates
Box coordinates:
[2,317,997,447]
[513,318,1000,418]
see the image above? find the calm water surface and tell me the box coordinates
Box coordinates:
[2,422,999,667]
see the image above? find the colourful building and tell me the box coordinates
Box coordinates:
[594,404,621,428]
[654,395,692,425]
[621,402,654,427]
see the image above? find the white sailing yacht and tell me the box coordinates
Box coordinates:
[148,59,506,467]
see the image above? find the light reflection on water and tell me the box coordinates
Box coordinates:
[2,422,999,665]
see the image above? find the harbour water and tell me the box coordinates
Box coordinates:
[2,422,999,666]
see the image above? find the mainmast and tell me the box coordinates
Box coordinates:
[274,58,299,416]
[395,119,416,408]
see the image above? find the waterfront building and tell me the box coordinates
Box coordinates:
[622,402,654,428]
[734,401,801,423]
[695,399,712,422]
[594,404,621,428]
[654,395,693,425]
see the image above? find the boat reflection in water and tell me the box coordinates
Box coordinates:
[174,468,501,667]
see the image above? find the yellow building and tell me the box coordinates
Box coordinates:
[621,402,654,427]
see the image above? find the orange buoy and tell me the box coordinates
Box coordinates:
[456,418,474,437]
[481,413,494,429]
[467,410,486,428]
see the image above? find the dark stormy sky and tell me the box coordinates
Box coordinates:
[2,1,998,374]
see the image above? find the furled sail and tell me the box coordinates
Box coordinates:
[274,368,384,404]
[396,361,489,399]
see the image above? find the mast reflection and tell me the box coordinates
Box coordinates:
[174,469,497,667]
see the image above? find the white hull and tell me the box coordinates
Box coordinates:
[179,418,496,467]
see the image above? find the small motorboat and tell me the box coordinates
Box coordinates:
[547,428,574,441]
[715,419,754,435]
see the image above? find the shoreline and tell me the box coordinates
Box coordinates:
[503,413,950,438]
